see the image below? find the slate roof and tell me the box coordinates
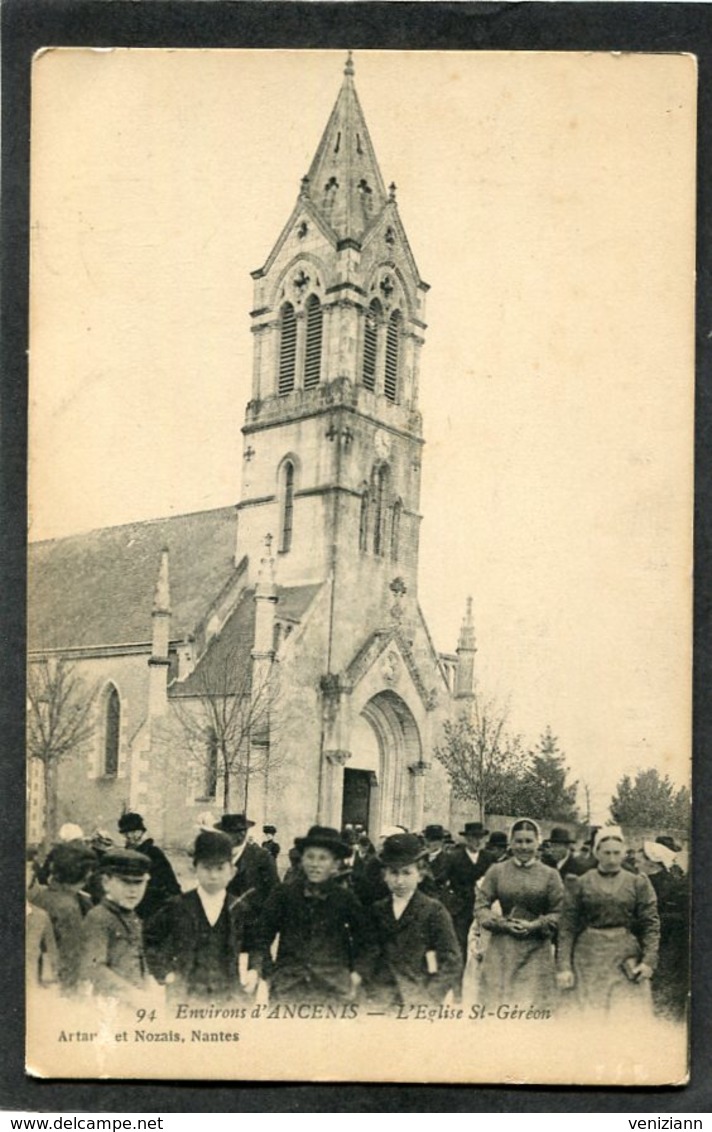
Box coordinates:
[28,506,240,651]
[173,582,322,697]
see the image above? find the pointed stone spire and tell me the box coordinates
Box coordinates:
[455,596,477,699]
[305,52,388,242]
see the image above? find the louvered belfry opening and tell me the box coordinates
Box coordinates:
[384,310,401,402]
[304,295,323,389]
[362,299,380,391]
[278,302,297,394]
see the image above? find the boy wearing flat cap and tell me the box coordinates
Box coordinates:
[368,833,462,1008]
[253,826,377,1005]
[79,849,154,1004]
[145,831,256,1003]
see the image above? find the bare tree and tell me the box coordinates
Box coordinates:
[169,645,283,813]
[26,656,97,842]
[434,691,525,823]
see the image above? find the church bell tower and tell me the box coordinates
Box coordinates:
[237,53,430,655]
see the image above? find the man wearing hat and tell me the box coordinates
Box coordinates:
[145,830,256,1002]
[253,825,377,1005]
[484,830,509,862]
[261,825,281,862]
[117,812,181,920]
[421,824,454,903]
[215,813,279,950]
[441,821,493,958]
[368,833,462,1007]
[540,827,591,879]
[79,848,154,1003]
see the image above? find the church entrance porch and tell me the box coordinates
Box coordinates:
[335,690,424,837]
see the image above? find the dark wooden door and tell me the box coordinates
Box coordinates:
[341,768,371,829]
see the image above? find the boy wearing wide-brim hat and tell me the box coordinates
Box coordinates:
[79,849,155,1004]
[253,826,377,1006]
[144,831,256,1003]
[367,834,462,1008]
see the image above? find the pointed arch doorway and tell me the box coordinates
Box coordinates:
[342,690,423,836]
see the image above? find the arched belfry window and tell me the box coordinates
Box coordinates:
[362,299,381,392]
[280,460,295,553]
[384,310,402,403]
[278,302,297,395]
[359,485,370,552]
[304,294,323,389]
[391,499,402,562]
[372,464,389,557]
[104,685,120,777]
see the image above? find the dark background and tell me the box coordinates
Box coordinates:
[2,0,710,1114]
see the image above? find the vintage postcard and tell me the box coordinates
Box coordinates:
[25,48,694,1084]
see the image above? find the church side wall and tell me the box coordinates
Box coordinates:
[51,652,150,839]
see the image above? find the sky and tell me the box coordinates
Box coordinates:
[28,49,695,821]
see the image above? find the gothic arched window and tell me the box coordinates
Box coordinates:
[372,464,389,557]
[362,299,381,392]
[280,460,295,553]
[304,294,323,389]
[278,302,297,395]
[104,686,120,777]
[384,310,402,403]
[391,499,402,562]
[359,487,370,552]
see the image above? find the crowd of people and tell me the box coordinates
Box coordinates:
[25,810,689,1023]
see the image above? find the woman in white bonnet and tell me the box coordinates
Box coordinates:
[474,818,564,1008]
[556,826,660,1017]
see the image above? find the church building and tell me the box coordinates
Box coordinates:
[27,54,476,850]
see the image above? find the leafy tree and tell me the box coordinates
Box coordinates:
[610,767,690,830]
[26,657,97,841]
[521,726,579,823]
[434,693,525,822]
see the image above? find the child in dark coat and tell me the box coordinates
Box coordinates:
[253,825,377,1006]
[368,833,462,1008]
[79,848,154,1005]
[145,830,256,1002]
[30,842,95,992]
